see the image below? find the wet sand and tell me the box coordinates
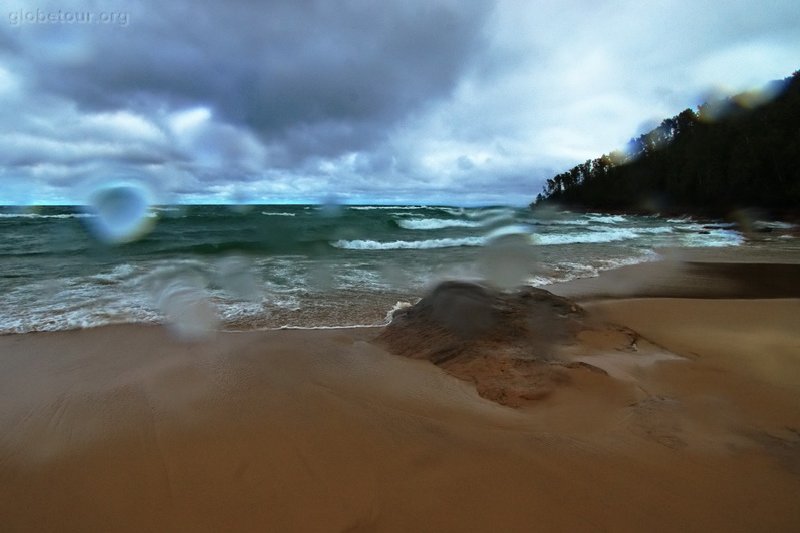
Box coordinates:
[1,259,799,531]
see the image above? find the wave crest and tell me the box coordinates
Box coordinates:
[533,229,638,245]
[396,217,482,230]
[0,213,96,219]
[332,236,485,250]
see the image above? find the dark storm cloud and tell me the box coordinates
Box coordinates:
[7,0,492,163]
[2,0,799,205]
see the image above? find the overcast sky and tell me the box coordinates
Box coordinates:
[1,0,798,205]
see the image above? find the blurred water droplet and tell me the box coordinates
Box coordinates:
[228,203,254,214]
[318,193,343,217]
[478,230,537,290]
[429,281,495,339]
[156,278,218,340]
[380,263,411,290]
[146,265,217,340]
[85,184,154,243]
[215,255,263,302]
[731,207,765,234]
[226,187,256,212]
[308,261,336,291]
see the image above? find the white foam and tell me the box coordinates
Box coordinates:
[332,236,485,250]
[396,217,482,230]
[533,228,638,245]
[636,226,674,234]
[674,223,708,232]
[464,207,516,220]
[437,207,468,216]
[274,323,385,330]
[0,212,95,219]
[90,263,137,283]
[473,213,517,228]
[485,224,532,241]
[681,229,744,247]
[347,205,427,210]
[384,300,413,323]
[535,218,590,226]
[527,275,558,287]
[0,279,162,334]
[261,211,296,216]
[216,301,267,322]
[527,250,661,287]
[586,214,627,223]
[601,249,662,267]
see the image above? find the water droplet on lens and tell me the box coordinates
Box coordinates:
[308,261,336,291]
[478,231,537,290]
[318,193,343,217]
[85,183,154,243]
[156,278,218,340]
[216,255,263,302]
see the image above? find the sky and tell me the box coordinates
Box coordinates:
[1,0,798,206]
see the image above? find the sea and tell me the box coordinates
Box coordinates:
[0,204,794,335]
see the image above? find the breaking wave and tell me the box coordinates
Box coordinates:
[395,217,482,230]
[332,236,485,250]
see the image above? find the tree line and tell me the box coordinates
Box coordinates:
[533,70,800,216]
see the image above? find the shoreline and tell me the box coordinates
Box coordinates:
[1,253,799,530]
[5,246,800,336]
[6,203,796,336]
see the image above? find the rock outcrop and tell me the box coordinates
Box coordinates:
[376,281,626,407]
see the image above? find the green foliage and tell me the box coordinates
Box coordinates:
[533,71,800,215]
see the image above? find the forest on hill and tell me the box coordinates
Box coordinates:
[533,71,800,216]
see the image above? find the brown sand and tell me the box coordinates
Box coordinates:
[2,262,800,531]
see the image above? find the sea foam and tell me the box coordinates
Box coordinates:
[396,218,482,230]
[533,228,638,245]
[332,236,486,250]
[0,212,96,219]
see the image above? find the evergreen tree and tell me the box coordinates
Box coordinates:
[532,71,800,216]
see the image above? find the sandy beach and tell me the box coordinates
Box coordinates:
[1,257,799,531]
[4,0,799,530]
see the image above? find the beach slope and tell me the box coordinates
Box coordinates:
[1,261,799,531]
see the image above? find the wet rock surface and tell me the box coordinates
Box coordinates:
[376,281,623,407]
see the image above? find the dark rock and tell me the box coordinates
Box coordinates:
[376,281,603,407]
[378,281,584,364]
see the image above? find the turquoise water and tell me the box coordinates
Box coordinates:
[0,204,751,333]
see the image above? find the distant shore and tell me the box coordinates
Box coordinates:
[1,251,799,531]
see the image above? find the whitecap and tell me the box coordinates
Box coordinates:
[0,212,96,219]
[533,228,638,245]
[681,229,744,247]
[636,226,674,234]
[396,217,482,230]
[332,236,485,250]
[347,205,427,210]
[586,214,627,224]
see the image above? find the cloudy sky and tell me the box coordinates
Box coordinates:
[1,0,798,205]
